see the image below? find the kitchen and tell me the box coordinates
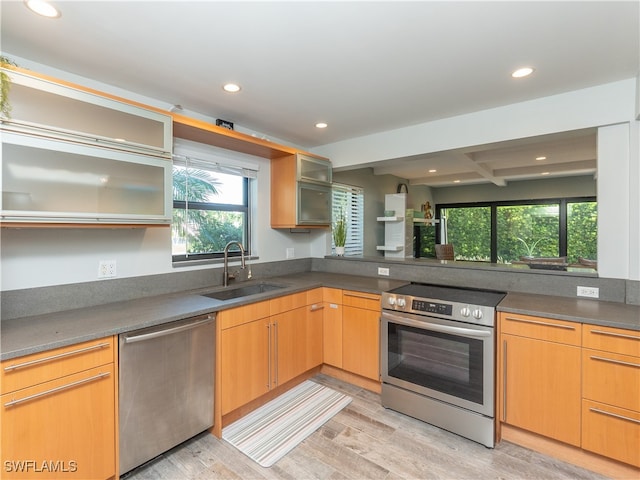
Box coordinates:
[1,1,640,479]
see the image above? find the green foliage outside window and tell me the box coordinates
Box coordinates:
[439,198,596,265]
[445,206,491,261]
[172,166,246,258]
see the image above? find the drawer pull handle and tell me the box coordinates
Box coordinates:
[504,316,575,330]
[590,329,640,341]
[310,304,325,312]
[3,342,110,372]
[590,355,640,369]
[4,372,110,407]
[590,407,640,425]
[343,292,380,301]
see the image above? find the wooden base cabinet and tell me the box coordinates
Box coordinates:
[582,325,640,467]
[322,288,343,368]
[342,291,381,382]
[0,338,116,480]
[220,293,317,416]
[499,313,582,446]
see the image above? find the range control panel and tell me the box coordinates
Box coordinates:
[382,292,496,327]
[412,300,452,316]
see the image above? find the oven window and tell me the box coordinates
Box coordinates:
[387,323,484,405]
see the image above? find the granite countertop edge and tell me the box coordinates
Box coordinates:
[2,274,639,361]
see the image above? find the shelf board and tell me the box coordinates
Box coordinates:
[376,245,404,251]
[413,218,440,224]
[376,216,405,222]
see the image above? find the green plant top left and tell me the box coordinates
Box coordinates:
[333,212,348,247]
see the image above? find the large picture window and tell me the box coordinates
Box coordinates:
[172,154,255,262]
[437,197,596,266]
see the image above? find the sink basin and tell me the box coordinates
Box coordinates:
[201,282,286,301]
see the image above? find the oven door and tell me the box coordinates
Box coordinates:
[381,310,494,417]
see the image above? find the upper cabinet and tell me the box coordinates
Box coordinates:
[271,153,332,228]
[2,68,172,157]
[1,68,172,226]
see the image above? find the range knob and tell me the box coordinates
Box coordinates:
[460,306,471,317]
[387,296,397,306]
[472,309,484,320]
[396,297,407,308]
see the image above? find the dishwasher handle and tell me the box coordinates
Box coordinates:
[123,315,214,344]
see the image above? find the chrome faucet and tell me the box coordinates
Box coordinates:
[223,241,251,286]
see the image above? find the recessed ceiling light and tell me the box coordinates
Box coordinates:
[222,83,241,93]
[24,0,60,18]
[315,122,328,129]
[541,172,550,175]
[453,180,461,183]
[512,67,534,78]
[536,156,547,161]
[428,169,437,173]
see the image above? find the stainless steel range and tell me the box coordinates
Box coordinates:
[380,283,505,447]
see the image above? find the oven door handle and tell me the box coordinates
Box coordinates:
[381,311,492,337]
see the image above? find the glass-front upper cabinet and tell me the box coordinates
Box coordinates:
[297,153,332,185]
[1,132,171,225]
[1,68,172,158]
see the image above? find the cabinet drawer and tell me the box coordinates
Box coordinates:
[1,364,116,479]
[306,288,323,305]
[219,300,270,330]
[342,291,381,311]
[323,287,342,304]
[583,349,640,411]
[499,313,581,346]
[583,325,640,357]
[270,292,307,315]
[1,337,114,395]
[582,399,640,468]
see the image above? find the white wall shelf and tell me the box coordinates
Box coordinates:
[376,193,413,258]
[413,218,439,225]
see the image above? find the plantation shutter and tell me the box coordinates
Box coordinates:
[332,183,364,256]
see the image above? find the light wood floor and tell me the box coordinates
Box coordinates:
[122,374,609,480]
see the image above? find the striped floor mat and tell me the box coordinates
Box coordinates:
[222,380,352,467]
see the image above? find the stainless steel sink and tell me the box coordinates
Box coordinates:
[201,282,286,301]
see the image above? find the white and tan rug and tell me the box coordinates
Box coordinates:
[222,380,352,467]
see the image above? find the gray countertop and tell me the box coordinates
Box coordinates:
[2,273,638,361]
[0,273,407,361]
[498,291,640,331]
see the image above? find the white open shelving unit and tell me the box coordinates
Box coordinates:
[377,193,413,258]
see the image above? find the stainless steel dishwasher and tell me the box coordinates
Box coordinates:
[119,313,215,475]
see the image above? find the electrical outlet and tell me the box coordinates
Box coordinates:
[286,248,295,259]
[577,286,599,298]
[378,267,390,276]
[98,260,117,278]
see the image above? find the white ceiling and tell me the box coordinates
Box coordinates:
[1,1,638,186]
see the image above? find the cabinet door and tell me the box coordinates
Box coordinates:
[220,319,270,415]
[501,334,581,446]
[1,364,115,480]
[306,302,324,371]
[343,305,380,381]
[273,307,307,386]
[5,68,171,156]
[323,300,343,368]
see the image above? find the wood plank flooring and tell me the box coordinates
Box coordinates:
[121,374,609,480]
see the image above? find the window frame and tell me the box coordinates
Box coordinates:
[172,171,251,264]
[332,182,364,256]
[435,196,596,263]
